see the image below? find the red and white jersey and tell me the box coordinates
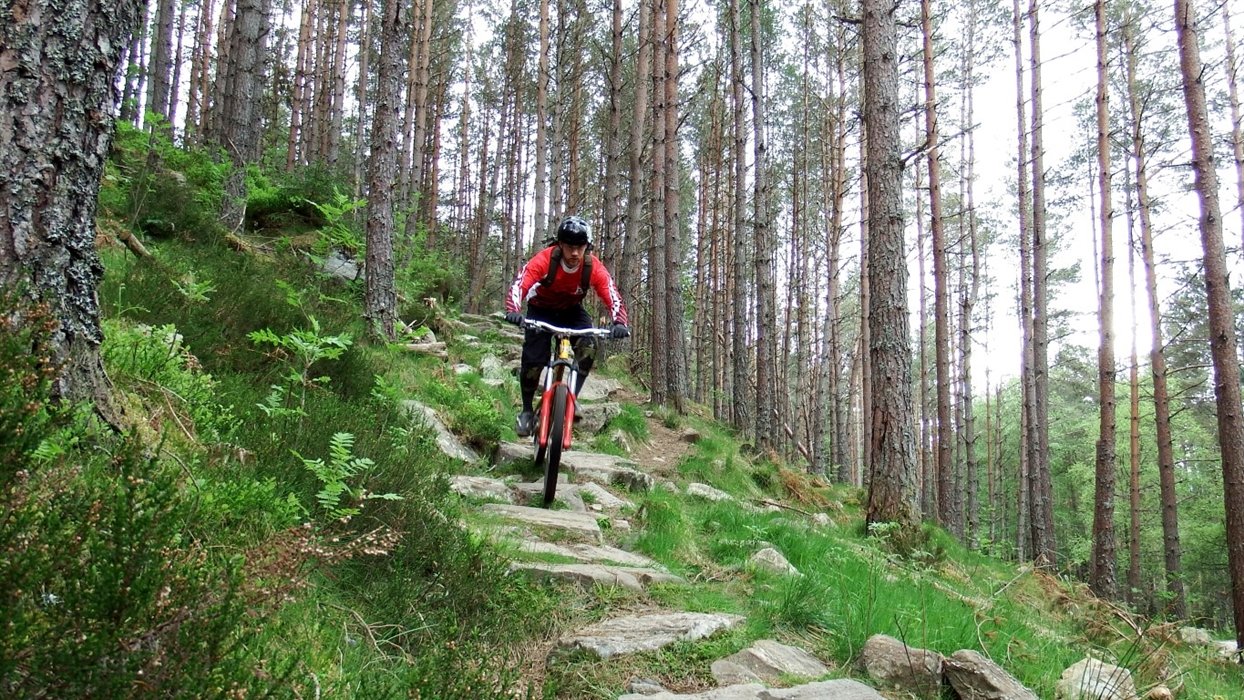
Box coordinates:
[505,247,628,325]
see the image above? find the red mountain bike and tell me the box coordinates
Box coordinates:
[522,319,612,506]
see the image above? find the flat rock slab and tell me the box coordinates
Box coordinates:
[577,482,635,511]
[449,475,514,503]
[479,504,602,543]
[496,443,654,492]
[400,400,481,463]
[512,480,587,511]
[687,482,734,502]
[511,562,683,592]
[716,640,829,684]
[558,611,744,660]
[617,679,885,699]
[577,377,624,401]
[575,402,622,433]
[518,539,662,568]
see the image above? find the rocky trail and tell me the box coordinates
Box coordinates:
[406,313,1219,700]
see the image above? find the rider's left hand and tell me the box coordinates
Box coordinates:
[610,322,630,339]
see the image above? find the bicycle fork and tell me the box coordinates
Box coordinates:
[537,340,579,450]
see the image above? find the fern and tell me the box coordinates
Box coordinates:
[295,432,400,521]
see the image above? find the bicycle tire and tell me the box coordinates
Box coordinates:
[543,383,570,506]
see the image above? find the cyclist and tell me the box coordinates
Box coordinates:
[504,215,630,437]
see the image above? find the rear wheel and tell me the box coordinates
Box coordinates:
[543,384,570,506]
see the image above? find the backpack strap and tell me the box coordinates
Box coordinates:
[539,245,593,294]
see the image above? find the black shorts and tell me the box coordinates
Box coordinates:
[521,305,596,371]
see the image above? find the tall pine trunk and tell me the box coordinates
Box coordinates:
[1125,15,1186,616]
[0,0,142,425]
[863,0,919,528]
[1090,0,1118,599]
[363,0,406,340]
[1174,0,1244,650]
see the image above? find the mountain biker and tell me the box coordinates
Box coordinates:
[504,215,630,437]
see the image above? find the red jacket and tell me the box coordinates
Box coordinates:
[506,247,628,325]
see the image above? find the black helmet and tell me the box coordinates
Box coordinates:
[556,216,591,246]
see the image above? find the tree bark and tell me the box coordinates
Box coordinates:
[863,0,919,529]
[663,0,686,411]
[1125,14,1186,617]
[729,0,751,435]
[1090,0,1118,600]
[1174,0,1244,650]
[214,0,273,230]
[750,0,775,452]
[0,0,142,425]
[1012,0,1033,562]
[922,0,954,533]
[1027,0,1056,567]
[364,0,406,341]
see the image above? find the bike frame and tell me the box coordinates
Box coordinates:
[524,320,610,452]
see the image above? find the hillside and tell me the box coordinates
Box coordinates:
[4,213,1241,698]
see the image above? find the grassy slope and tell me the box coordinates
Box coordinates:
[90,228,1244,700]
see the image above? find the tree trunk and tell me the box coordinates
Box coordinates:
[214,0,273,230]
[921,0,953,533]
[0,0,142,425]
[863,0,919,528]
[960,4,982,545]
[363,0,406,341]
[729,0,751,435]
[288,0,316,169]
[602,0,625,272]
[649,0,670,405]
[1090,0,1118,600]
[1012,0,1033,562]
[533,0,551,242]
[1125,170,1143,604]
[1028,0,1056,567]
[1222,5,1244,254]
[663,0,687,411]
[147,0,178,121]
[1125,15,1186,617]
[750,0,774,452]
[1174,0,1244,650]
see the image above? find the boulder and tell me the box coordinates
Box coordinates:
[617,680,886,700]
[578,377,623,401]
[687,483,734,502]
[575,401,622,434]
[748,548,800,577]
[448,475,513,503]
[400,400,481,463]
[558,611,744,660]
[944,649,1038,700]
[858,634,944,697]
[1055,656,1137,700]
[716,639,828,684]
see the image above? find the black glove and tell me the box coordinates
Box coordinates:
[505,311,524,326]
[610,322,630,339]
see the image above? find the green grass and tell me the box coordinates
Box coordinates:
[57,182,1244,700]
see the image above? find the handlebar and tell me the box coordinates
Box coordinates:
[520,319,613,338]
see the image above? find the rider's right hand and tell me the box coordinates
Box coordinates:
[505,311,524,326]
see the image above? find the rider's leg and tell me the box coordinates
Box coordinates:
[565,306,598,394]
[520,310,555,412]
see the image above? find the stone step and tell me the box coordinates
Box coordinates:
[557,611,744,660]
[478,504,603,544]
[617,679,885,700]
[518,539,661,569]
[497,442,654,492]
[510,562,684,592]
[710,640,829,686]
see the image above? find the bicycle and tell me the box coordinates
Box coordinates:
[519,319,613,506]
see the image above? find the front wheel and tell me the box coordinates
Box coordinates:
[543,384,570,507]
